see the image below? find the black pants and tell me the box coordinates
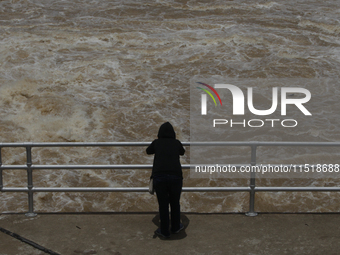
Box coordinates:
[153,174,183,236]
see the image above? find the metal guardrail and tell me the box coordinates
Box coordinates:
[0,141,340,217]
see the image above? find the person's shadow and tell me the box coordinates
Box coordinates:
[152,213,189,240]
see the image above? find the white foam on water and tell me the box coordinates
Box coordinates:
[0,0,340,213]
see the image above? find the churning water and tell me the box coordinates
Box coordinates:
[1,0,340,213]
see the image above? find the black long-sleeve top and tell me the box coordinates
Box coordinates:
[146,122,185,178]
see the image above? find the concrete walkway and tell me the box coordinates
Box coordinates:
[0,213,339,255]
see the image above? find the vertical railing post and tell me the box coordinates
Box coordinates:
[25,145,37,217]
[246,145,258,216]
[0,147,2,191]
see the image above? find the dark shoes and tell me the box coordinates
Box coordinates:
[155,223,185,238]
[171,223,185,234]
[155,228,170,238]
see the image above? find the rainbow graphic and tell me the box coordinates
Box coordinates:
[196,82,222,106]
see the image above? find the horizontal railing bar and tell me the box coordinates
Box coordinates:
[2,187,250,192]
[32,187,149,192]
[2,164,335,170]
[0,142,153,147]
[0,164,240,170]
[189,141,340,146]
[3,186,340,192]
[1,141,340,148]
[32,165,153,170]
[33,187,251,192]
[256,187,340,192]
[2,187,28,192]
[183,187,250,192]
[1,165,27,170]
[0,164,174,170]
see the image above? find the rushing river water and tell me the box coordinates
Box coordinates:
[0,0,340,213]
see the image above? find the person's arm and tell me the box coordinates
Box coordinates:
[146,140,156,155]
[178,141,185,156]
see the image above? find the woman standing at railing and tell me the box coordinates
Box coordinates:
[146,122,185,238]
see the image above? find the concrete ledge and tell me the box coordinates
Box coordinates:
[1,213,340,255]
